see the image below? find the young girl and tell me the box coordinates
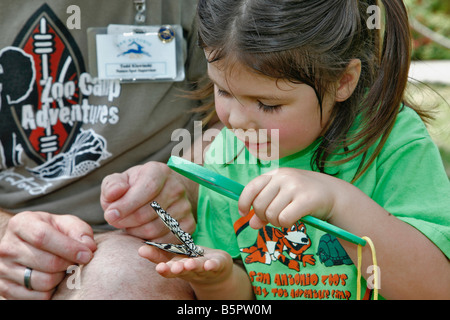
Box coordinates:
[139,0,450,300]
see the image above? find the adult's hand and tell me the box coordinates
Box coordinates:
[101,161,196,242]
[0,211,96,299]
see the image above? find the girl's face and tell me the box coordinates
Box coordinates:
[208,61,336,160]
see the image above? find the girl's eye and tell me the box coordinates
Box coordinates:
[216,87,282,113]
[216,88,231,97]
[257,101,282,113]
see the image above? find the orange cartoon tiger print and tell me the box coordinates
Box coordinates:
[240,222,316,272]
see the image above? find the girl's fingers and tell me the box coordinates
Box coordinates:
[140,244,230,282]
[263,190,296,227]
[238,174,272,216]
[278,202,307,228]
[249,214,269,230]
[155,257,206,278]
[251,181,280,220]
[138,244,173,264]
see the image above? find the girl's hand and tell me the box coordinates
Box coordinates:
[138,245,234,286]
[238,168,338,229]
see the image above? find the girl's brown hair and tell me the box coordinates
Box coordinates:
[195,0,430,181]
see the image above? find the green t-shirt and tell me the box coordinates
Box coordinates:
[194,106,450,300]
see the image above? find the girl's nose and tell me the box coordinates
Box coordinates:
[227,100,256,130]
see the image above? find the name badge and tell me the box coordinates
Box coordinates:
[91,24,185,82]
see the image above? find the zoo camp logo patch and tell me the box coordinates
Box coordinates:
[1,4,113,186]
[5,3,85,166]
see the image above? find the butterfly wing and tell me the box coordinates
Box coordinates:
[148,201,204,257]
[144,241,194,256]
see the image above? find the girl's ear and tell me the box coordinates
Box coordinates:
[335,59,361,102]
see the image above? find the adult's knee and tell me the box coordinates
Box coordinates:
[53,231,195,300]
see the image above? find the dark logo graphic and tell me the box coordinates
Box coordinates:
[0,4,112,184]
[117,41,151,57]
[2,4,86,167]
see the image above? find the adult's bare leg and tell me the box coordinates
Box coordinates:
[52,230,195,300]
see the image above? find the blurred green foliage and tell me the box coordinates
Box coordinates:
[405,0,450,60]
[406,83,450,177]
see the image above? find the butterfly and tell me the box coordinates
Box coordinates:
[144,201,204,257]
